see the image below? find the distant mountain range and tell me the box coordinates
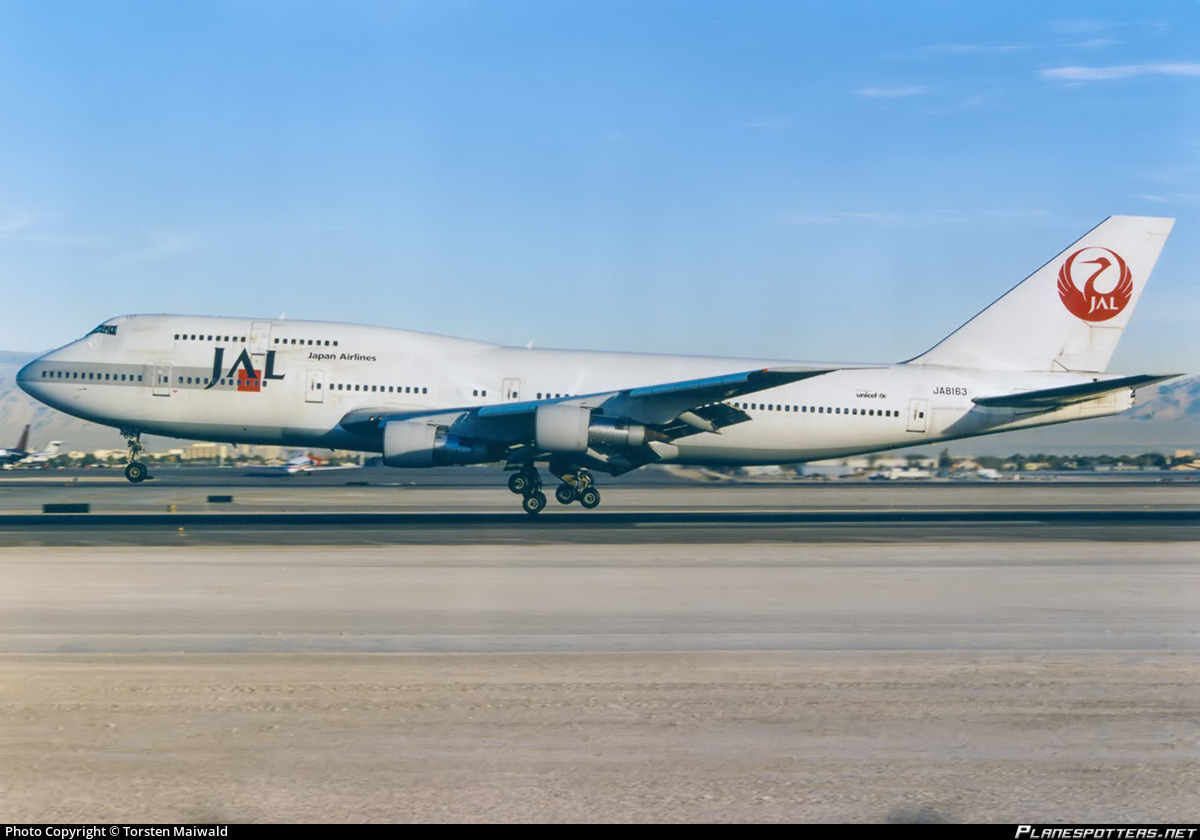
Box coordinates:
[2,350,1197,457]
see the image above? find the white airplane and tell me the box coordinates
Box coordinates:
[17,216,1179,513]
[19,440,63,466]
[0,425,63,469]
[250,452,362,475]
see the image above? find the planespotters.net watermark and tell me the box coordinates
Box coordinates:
[1017,829,1197,839]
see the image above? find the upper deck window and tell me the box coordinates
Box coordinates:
[89,324,117,336]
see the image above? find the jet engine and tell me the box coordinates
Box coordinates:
[534,403,651,452]
[382,420,490,468]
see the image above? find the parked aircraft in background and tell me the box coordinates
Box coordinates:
[250,453,362,475]
[18,440,62,466]
[0,425,63,469]
[0,425,31,467]
[17,216,1178,512]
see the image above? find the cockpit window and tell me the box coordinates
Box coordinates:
[90,324,117,336]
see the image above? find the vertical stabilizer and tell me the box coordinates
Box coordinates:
[908,216,1173,372]
[15,424,30,453]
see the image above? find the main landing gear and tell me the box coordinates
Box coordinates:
[506,463,603,515]
[120,429,150,483]
[507,465,546,514]
[551,466,601,510]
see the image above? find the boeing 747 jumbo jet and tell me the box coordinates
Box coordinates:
[17,216,1178,513]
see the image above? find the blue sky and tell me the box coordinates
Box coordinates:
[1,1,1197,374]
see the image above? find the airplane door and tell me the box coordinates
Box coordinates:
[153,363,172,397]
[502,377,522,402]
[906,398,928,433]
[249,321,272,355]
[305,369,325,404]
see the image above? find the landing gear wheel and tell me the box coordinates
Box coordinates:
[508,473,529,494]
[555,483,576,505]
[522,491,547,515]
[578,487,601,509]
[124,461,148,483]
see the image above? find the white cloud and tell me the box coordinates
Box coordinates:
[923,37,1113,56]
[1140,193,1200,205]
[0,212,105,248]
[0,212,36,236]
[1041,62,1200,82]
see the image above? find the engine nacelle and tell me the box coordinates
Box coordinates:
[535,404,590,452]
[535,404,649,452]
[382,420,489,468]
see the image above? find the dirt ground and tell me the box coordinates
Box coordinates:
[2,651,1197,823]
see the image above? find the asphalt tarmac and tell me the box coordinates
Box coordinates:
[1,468,1197,822]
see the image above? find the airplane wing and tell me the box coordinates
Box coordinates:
[971,373,1180,409]
[339,365,848,473]
[480,367,840,423]
[341,366,841,434]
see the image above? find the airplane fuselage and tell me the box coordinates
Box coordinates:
[18,314,1133,466]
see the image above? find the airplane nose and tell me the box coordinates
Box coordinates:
[16,358,40,397]
[17,354,56,403]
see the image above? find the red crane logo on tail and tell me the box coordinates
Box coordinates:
[1057,247,1133,322]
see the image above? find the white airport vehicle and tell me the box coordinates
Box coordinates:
[17,216,1178,512]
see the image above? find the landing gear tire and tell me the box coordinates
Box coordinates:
[522,491,547,515]
[555,483,576,505]
[508,473,529,494]
[578,487,601,509]
[124,461,148,483]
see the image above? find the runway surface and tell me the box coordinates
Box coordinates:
[4,541,1198,654]
[2,471,1198,822]
[3,467,1199,544]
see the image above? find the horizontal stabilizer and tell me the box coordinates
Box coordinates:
[972,374,1180,409]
